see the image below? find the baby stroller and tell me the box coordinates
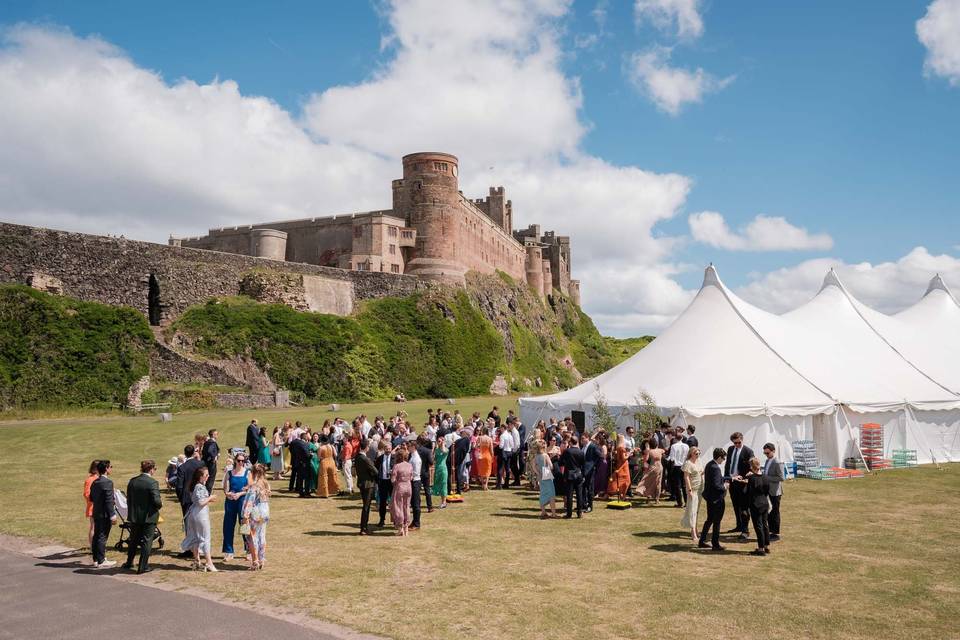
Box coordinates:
[113,489,164,552]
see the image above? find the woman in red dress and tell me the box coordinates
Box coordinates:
[608,434,632,501]
[475,426,495,490]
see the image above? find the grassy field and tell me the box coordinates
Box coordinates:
[1,396,958,640]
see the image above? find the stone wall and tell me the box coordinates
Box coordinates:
[0,222,425,324]
[149,341,248,388]
[214,391,289,409]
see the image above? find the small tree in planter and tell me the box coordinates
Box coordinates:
[632,388,660,441]
[590,383,619,440]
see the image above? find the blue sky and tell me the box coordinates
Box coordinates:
[1,0,958,335]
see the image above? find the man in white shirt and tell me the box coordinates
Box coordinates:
[667,435,690,507]
[497,420,519,489]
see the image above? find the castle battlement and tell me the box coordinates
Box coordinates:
[173,153,579,304]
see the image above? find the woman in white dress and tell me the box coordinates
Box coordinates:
[680,447,703,544]
[181,466,218,571]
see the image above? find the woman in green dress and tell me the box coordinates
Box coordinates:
[307,432,320,495]
[432,437,449,508]
[258,427,271,466]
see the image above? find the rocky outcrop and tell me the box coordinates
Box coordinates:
[126,375,151,408]
[489,374,509,396]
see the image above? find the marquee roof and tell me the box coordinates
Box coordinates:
[520,267,960,418]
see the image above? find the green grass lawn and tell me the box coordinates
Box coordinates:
[1,397,959,640]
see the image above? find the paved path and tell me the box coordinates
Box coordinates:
[0,547,347,640]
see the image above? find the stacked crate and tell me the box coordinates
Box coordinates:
[791,440,819,477]
[859,423,890,470]
[891,449,918,468]
[844,457,867,471]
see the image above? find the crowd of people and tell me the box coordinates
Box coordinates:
[83,406,786,573]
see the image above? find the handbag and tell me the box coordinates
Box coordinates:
[239,522,251,536]
[272,446,281,456]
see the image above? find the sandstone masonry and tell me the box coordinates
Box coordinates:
[0,221,425,326]
[173,152,581,305]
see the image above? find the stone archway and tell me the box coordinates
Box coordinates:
[148,274,162,326]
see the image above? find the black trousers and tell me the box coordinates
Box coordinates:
[288,464,298,492]
[377,479,393,525]
[294,463,308,496]
[511,449,522,485]
[411,480,422,527]
[564,476,584,517]
[699,498,725,548]
[125,522,156,572]
[731,487,749,533]
[92,516,112,564]
[421,474,432,510]
[669,466,687,506]
[627,463,639,495]
[662,460,673,495]
[768,495,781,535]
[204,462,217,494]
[583,469,595,510]
[749,505,770,548]
[359,485,375,532]
[500,451,517,487]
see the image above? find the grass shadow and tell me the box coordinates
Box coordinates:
[632,530,691,540]
[490,512,543,520]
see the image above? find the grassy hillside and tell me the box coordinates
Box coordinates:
[0,285,153,408]
[169,276,653,403]
[603,335,655,365]
[169,290,505,402]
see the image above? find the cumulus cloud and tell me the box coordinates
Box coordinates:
[735,247,960,314]
[634,0,704,39]
[0,2,697,336]
[626,47,732,115]
[917,0,960,86]
[689,211,834,252]
[0,25,396,240]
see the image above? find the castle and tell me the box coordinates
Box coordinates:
[172,152,580,305]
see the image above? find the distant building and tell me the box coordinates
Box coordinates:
[172,152,579,304]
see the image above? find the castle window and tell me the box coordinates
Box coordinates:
[391,264,400,273]
[434,162,448,172]
[388,226,397,237]
[389,244,396,255]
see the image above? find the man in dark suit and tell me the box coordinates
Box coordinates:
[174,444,204,558]
[245,418,260,464]
[698,448,727,551]
[487,406,501,430]
[416,436,434,512]
[513,414,526,486]
[89,460,117,568]
[560,440,585,518]
[375,444,394,527]
[453,430,472,494]
[289,432,311,497]
[724,431,755,540]
[201,429,220,493]
[686,425,699,448]
[122,460,163,573]
[762,442,784,541]
[355,438,378,535]
[581,433,601,512]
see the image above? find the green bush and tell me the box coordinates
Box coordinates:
[0,285,153,408]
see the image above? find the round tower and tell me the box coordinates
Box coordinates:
[394,152,466,284]
[541,259,553,298]
[525,245,545,299]
[249,228,287,261]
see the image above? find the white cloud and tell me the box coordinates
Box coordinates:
[634,0,703,39]
[0,25,394,240]
[689,211,834,251]
[0,3,696,337]
[626,47,732,115]
[735,247,960,314]
[917,0,960,86]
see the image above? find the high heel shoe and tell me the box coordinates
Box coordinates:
[203,564,218,572]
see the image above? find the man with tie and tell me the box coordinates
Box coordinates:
[581,433,601,512]
[122,460,163,574]
[375,442,394,528]
[698,448,727,551]
[762,443,784,541]
[355,438,378,535]
[724,432,755,540]
[89,460,117,568]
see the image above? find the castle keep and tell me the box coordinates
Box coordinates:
[173,152,580,305]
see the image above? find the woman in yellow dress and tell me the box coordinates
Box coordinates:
[316,435,341,498]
